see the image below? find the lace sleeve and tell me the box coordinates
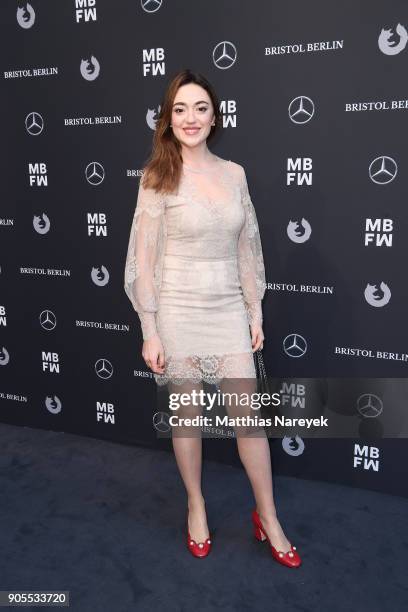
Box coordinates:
[237,165,266,327]
[124,176,167,341]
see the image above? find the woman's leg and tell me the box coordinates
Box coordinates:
[168,374,209,542]
[220,373,292,553]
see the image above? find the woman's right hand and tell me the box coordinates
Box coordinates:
[142,333,165,374]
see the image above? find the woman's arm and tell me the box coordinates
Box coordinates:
[124,176,167,340]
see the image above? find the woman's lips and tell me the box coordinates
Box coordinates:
[184,128,200,134]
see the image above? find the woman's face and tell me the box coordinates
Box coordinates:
[171,83,215,149]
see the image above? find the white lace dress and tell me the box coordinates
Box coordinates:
[124,154,266,386]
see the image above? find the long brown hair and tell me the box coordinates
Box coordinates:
[141,69,222,194]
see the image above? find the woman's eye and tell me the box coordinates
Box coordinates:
[199,107,208,112]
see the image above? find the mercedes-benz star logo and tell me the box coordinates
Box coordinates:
[212,41,237,69]
[357,393,383,418]
[25,112,44,135]
[95,358,114,379]
[141,0,163,13]
[85,162,105,185]
[369,156,397,184]
[288,96,315,124]
[39,309,57,331]
[153,411,171,433]
[283,334,308,358]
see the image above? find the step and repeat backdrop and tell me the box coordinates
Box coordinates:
[1,1,408,497]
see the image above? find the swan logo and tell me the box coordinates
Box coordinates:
[33,214,51,234]
[0,347,10,365]
[17,3,35,28]
[356,394,383,418]
[25,112,44,136]
[287,218,312,243]
[91,265,109,286]
[45,395,62,415]
[146,106,160,130]
[369,156,397,185]
[288,96,315,124]
[213,41,237,69]
[282,435,305,456]
[80,56,100,80]
[378,23,408,55]
[364,282,391,307]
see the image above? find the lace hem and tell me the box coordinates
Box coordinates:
[153,352,256,386]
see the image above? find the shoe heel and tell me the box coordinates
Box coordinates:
[253,524,267,542]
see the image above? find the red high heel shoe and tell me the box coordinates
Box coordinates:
[186,510,212,558]
[252,509,302,568]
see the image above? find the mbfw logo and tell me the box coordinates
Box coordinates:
[96,401,115,424]
[45,395,62,415]
[212,42,237,69]
[25,112,44,136]
[80,56,100,80]
[353,444,380,471]
[17,3,35,28]
[364,282,391,307]
[29,163,48,186]
[219,100,237,128]
[146,106,160,130]
[364,219,393,247]
[0,306,6,327]
[283,334,308,358]
[75,0,98,23]
[369,156,397,184]
[87,213,107,237]
[287,218,312,243]
[288,96,315,124]
[91,266,109,286]
[42,352,60,374]
[33,214,51,234]
[282,435,305,456]
[287,158,312,185]
[378,23,408,56]
[279,383,306,409]
[142,48,165,76]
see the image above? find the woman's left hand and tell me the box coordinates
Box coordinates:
[250,323,264,352]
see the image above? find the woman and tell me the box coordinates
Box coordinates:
[124,69,301,567]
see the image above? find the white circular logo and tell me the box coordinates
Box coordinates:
[80,56,101,81]
[283,334,308,358]
[364,282,391,307]
[213,41,237,69]
[369,156,397,184]
[378,23,408,56]
[39,309,57,331]
[85,162,105,185]
[282,435,305,456]
[287,218,312,243]
[356,393,383,418]
[25,112,44,135]
[153,411,171,432]
[288,96,315,124]
[95,358,114,379]
[141,0,163,13]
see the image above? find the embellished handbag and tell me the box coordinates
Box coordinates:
[253,349,275,438]
[253,348,270,395]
